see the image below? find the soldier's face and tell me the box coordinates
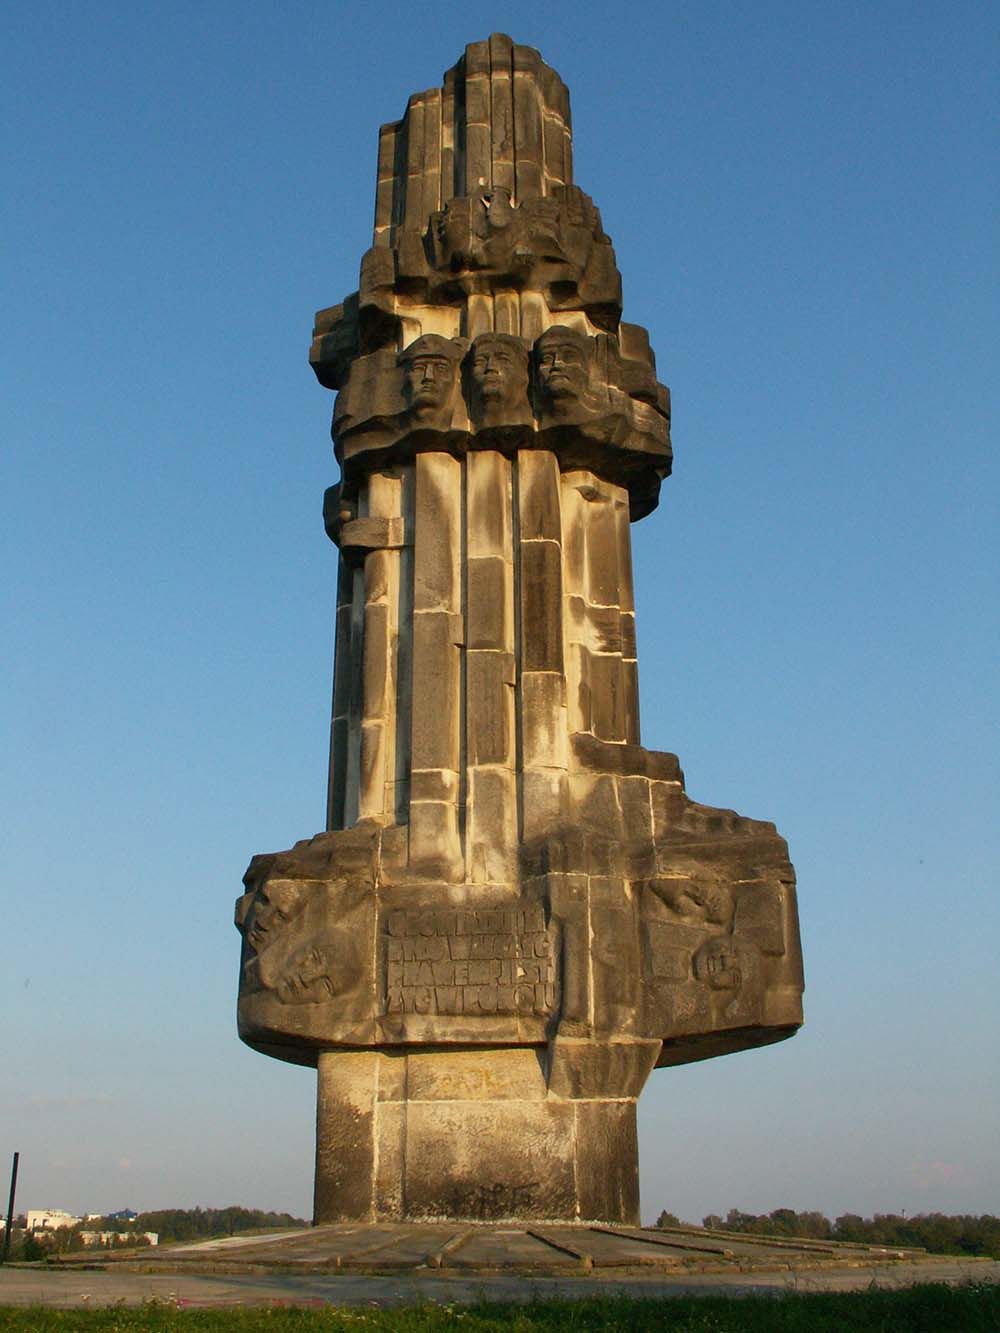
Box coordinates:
[245,882,304,953]
[536,339,588,398]
[405,356,454,410]
[471,344,523,401]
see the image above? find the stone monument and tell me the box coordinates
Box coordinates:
[236,34,803,1226]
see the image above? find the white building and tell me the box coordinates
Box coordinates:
[26,1209,82,1231]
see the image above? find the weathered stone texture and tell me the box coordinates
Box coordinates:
[238,33,803,1226]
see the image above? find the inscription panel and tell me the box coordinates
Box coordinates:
[383,907,556,1016]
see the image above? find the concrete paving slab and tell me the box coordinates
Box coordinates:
[1,1258,997,1310]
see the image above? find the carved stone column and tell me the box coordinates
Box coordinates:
[236,33,804,1226]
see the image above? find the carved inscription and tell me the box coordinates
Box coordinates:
[384,907,556,1016]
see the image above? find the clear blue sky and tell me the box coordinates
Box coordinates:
[3,0,997,1225]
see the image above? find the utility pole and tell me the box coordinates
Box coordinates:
[1,1152,19,1264]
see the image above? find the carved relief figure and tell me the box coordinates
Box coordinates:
[398,334,464,431]
[276,932,362,1005]
[236,879,310,955]
[465,333,531,429]
[648,877,735,932]
[532,325,594,424]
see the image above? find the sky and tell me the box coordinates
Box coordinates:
[3,0,998,1227]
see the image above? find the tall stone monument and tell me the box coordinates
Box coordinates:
[236,35,803,1225]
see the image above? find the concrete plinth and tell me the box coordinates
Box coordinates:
[314,1047,645,1224]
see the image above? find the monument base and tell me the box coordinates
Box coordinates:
[314,1046,653,1224]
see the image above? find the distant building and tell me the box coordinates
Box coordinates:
[26,1209,82,1231]
[107,1208,138,1221]
[79,1230,158,1247]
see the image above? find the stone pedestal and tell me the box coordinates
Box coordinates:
[236,34,803,1225]
[314,1046,651,1223]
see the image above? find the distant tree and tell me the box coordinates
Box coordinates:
[680,1208,1000,1258]
[655,1211,681,1228]
[132,1206,308,1244]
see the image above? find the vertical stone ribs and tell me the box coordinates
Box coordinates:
[374,34,573,248]
[236,33,803,1228]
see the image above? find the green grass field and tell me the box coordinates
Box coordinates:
[0,1284,997,1332]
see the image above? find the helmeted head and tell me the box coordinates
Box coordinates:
[398,334,464,425]
[532,325,592,409]
[465,332,531,424]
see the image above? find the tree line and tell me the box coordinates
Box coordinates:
[655,1207,1000,1258]
[125,1206,308,1242]
[2,1205,308,1260]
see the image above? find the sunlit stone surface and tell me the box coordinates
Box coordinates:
[236,34,803,1225]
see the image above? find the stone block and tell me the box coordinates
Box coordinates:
[363,547,391,604]
[466,767,518,883]
[622,660,640,744]
[520,540,563,671]
[467,651,515,765]
[733,879,787,955]
[582,493,623,609]
[408,767,459,803]
[464,68,491,122]
[467,451,512,556]
[590,885,640,1034]
[361,601,389,718]
[408,800,461,879]
[375,1050,407,1102]
[465,121,491,192]
[314,1051,378,1221]
[467,556,512,649]
[410,610,460,770]
[402,1099,576,1220]
[405,1048,546,1101]
[618,775,653,848]
[331,598,354,719]
[518,450,562,540]
[326,716,349,830]
[373,1100,404,1218]
[568,771,622,837]
[512,68,543,168]
[587,652,626,742]
[548,1038,659,1099]
[340,516,406,555]
[414,453,461,611]
[558,475,588,597]
[520,670,567,768]
[358,720,387,819]
[545,872,589,1032]
[564,640,590,734]
[574,1100,640,1224]
[650,779,686,841]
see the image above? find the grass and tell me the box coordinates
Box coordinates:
[0,1283,997,1331]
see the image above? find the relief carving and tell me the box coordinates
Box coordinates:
[465,333,532,431]
[398,334,466,432]
[274,931,363,1005]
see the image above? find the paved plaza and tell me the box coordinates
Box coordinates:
[3,1224,996,1309]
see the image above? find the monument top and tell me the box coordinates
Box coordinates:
[374,33,574,247]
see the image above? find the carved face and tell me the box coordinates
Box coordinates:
[467,335,529,421]
[533,329,590,404]
[242,880,308,955]
[275,938,358,1005]
[403,355,456,415]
